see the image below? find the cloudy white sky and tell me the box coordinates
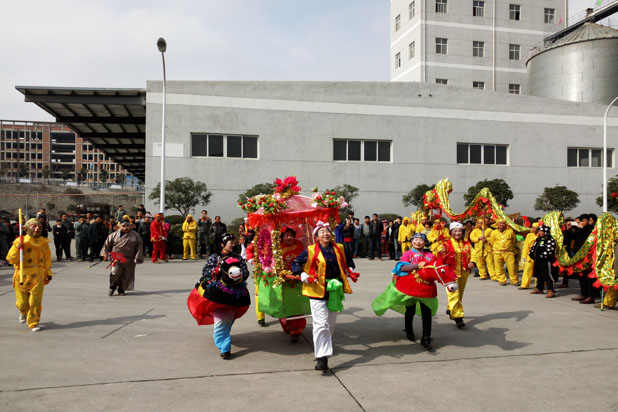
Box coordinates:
[0,0,613,121]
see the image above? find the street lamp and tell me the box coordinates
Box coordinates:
[602,95,618,213]
[157,37,167,214]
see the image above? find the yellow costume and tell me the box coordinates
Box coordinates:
[398,218,414,253]
[182,215,197,260]
[490,225,519,285]
[520,227,538,289]
[6,223,52,329]
[469,222,495,280]
[602,288,617,308]
[428,223,450,255]
[443,238,472,320]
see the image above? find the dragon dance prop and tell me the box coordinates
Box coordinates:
[421,178,618,290]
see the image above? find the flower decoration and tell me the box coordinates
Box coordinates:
[310,187,347,209]
[257,229,274,272]
[274,176,301,198]
[239,194,287,215]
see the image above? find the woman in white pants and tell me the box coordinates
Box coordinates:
[291,221,358,371]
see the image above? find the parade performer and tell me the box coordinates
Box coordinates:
[439,222,474,328]
[469,219,495,280]
[150,213,167,263]
[6,218,52,332]
[279,227,307,342]
[415,214,429,234]
[188,234,250,359]
[102,219,144,296]
[397,217,413,253]
[529,225,558,298]
[489,219,519,286]
[182,214,197,260]
[428,219,450,248]
[519,223,538,290]
[291,222,358,371]
[372,233,458,350]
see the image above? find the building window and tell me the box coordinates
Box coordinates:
[436,0,447,13]
[333,139,391,162]
[395,14,401,31]
[191,134,258,158]
[409,1,415,19]
[509,44,520,60]
[473,81,485,90]
[509,84,521,94]
[544,8,555,24]
[473,1,485,17]
[436,78,448,85]
[568,148,613,168]
[395,52,401,68]
[473,41,485,57]
[436,37,448,54]
[457,143,508,165]
[409,41,415,59]
[509,4,521,21]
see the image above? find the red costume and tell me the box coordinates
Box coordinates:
[150,218,167,262]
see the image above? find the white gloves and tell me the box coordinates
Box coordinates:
[300,272,311,283]
[162,237,167,241]
[445,282,458,292]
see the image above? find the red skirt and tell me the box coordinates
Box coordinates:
[187,288,249,326]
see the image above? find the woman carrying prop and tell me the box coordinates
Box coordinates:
[102,219,144,296]
[187,234,250,359]
[372,233,458,350]
[6,217,52,332]
[291,222,359,372]
[437,222,474,329]
[529,225,558,298]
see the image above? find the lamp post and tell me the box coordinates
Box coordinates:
[157,37,167,214]
[602,95,618,213]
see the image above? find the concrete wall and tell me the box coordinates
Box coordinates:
[145,80,618,223]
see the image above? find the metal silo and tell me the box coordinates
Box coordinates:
[527,23,618,105]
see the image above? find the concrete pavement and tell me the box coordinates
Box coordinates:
[0,256,617,412]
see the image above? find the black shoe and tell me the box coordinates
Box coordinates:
[420,335,434,351]
[455,318,465,329]
[445,309,450,316]
[406,332,416,342]
[220,351,231,360]
[473,273,480,277]
[118,290,126,296]
[258,319,266,327]
[108,289,114,296]
[315,357,328,371]
[290,335,299,343]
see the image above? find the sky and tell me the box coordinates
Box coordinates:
[0,0,613,122]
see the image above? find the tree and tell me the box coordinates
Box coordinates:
[534,185,580,213]
[326,184,359,220]
[64,187,83,203]
[61,169,71,182]
[17,163,29,178]
[464,178,514,207]
[42,165,51,180]
[596,176,618,213]
[99,169,109,183]
[237,182,276,203]
[149,177,213,216]
[0,163,10,177]
[67,204,77,212]
[77,168,88,183]
[402,183,435,208]
[115,173,126,184]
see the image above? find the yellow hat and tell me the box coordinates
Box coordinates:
[532,222,539,228]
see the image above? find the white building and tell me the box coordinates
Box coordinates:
[390,0,566,94]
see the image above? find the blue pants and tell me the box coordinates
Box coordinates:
[369,237,381,258]
[213,309,235,353]
[353,239,359,256]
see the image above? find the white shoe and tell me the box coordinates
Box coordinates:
[19,314,26,324]
[31,326,42,332]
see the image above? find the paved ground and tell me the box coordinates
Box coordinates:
[1,252,617,412]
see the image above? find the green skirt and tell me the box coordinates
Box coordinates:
[371,281,438,317]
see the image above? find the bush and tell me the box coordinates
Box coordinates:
[166,215,185,225]
[167,223,184,255]
[378,213,400,222]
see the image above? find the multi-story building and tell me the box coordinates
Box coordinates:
[390,0,566,94]
[0,120,130,183]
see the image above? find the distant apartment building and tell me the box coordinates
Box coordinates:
[0,120,130,182]
[390,0,566,94]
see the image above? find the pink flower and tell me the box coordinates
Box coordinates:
[311,202,318,208]
[340,202,348,208]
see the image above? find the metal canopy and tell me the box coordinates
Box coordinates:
[15,86,146,181]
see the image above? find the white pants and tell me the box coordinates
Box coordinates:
[310,298,338,358]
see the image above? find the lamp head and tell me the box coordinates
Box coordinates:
[157,37,167,53]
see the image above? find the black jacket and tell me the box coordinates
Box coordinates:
[529,235,557,263]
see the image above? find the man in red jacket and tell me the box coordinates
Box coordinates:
[150,213,167,263]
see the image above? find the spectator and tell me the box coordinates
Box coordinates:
[0,218,10,264]
[60,214,74,259]
[386,220,396,260]
[353,218,361,258]
[39,216,51,238]
[197,210,212,257]
[137,204,147,216]
[36,208,48,225]
[114,205,125,222]
[368,213,382,260]
[359,216,371,258]
[570,214,595,304]
[74,216,89,262]
[138,216,152,257]
[88,216,107,262]
[52,219,70,261]
[182,214,198,260]
[212,216,227,255]
[342,217,355,262]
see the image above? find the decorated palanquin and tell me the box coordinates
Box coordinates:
[239,177,348,319]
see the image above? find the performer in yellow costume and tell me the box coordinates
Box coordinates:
[439,222,474,328]
[415,214,429,234]
[489,219,519,286]
[428,220,450,254]
[6,218,52,332]
[182,214,198,260]
[519,223,538,289]
[398,217,414,253]
[469,219,495,280]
